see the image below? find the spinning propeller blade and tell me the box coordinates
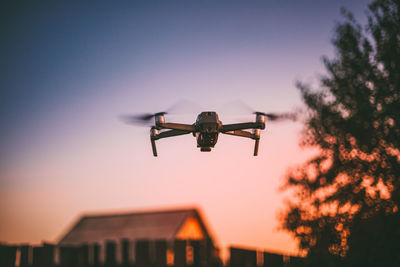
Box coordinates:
[255,111,298,122]
[220,100,299,122]
[120,99,199,126]
[120,112,167,126]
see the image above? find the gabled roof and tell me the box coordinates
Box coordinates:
[58,207,211,245]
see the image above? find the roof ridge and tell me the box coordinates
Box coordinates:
[81,207,197,220]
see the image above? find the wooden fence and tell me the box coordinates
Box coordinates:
[228,247,304,267]
[0,240,304,267]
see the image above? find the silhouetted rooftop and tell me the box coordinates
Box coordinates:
[58,207,211,245]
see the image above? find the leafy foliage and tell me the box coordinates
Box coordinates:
[282,0,400,265]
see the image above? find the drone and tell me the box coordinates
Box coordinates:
[122,110,296,157]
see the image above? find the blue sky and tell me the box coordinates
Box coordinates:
[1,0,370,159]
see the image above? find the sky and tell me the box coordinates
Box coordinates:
[1,0,371,258]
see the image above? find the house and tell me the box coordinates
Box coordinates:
[58,207,218,264]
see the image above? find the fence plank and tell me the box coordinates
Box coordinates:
[19,246,30,267]
[263,251,283,267]
[0,245,17,267]
[78,244,89,266]
[32,244,55,267]
[59,246,79,267]
[230,247,257,267]
[230,247,244,267]
[5,239,295,267]
[154,240,167,267]
[120,239,130,266]
[93,243,101,267]
[174,240,186,267]
[105,240,117,266]
[245,249,257,267]
[135,240,150,267]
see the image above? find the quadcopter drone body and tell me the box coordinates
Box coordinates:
[149,111,266,156]
[122,105,296,157]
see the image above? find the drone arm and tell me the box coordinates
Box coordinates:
[221,122,264,132]
[222,130,255,139]
[222,129,261,156]
[156,122,195,132]
[150,129,191,157]
[153,129,192,140]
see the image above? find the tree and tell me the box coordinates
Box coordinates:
[281,0,400,266]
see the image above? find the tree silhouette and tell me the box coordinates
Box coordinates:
[281,0,400,266]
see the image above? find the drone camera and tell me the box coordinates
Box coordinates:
[201,147,212,152]
[196,132,219,148]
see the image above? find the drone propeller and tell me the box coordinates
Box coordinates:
[220,100,299,122]
[120,99,201,126]
[255,111,298,122]
[120,112,168,126]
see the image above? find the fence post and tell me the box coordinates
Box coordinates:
[230,247,242,267]
[174,239,186,267]
[44,243,56,267]
[78,244,89,267]
[105,240,117,266]
[263,252,284,267]
[0,244,17,267]
[121,239,130,266]
[135,239,150,267]
[59,246,79,267]
[245,249,257,267]
[93,243,101,267]
[19,245,30,267]
[230,247,256,267]
[32,244,55,267]
[32,246,40,267]
[154,240,167,267]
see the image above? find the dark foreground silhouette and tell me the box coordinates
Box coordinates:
[0,240,305,267]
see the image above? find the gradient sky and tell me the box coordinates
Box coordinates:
[1,0,371,257]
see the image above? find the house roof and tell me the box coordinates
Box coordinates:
[58,207,211,245]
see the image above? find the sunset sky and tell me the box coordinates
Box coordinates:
[1,0,370,257]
